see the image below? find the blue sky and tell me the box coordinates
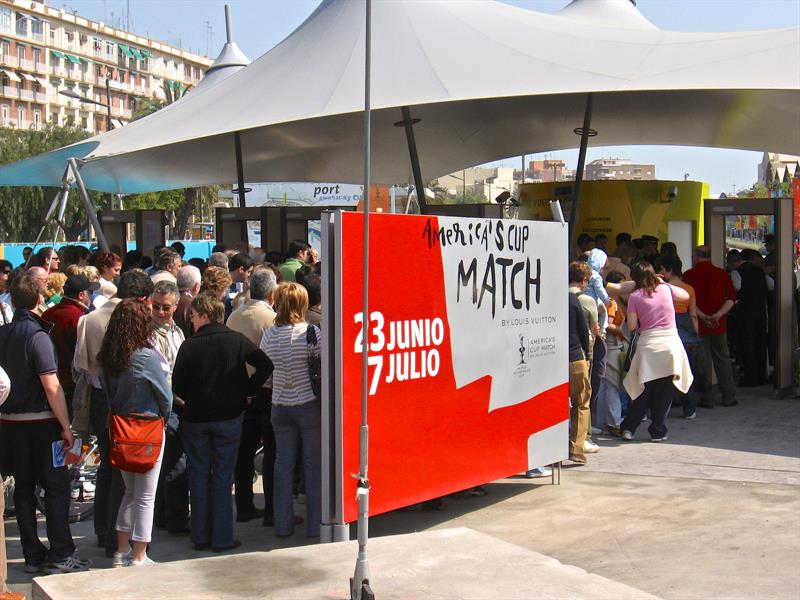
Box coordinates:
[65,0,800,195]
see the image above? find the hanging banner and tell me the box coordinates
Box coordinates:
[332,212,569,524]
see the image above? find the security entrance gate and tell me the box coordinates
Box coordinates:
[704,197,794,393]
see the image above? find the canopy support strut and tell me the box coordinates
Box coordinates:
[398,106,428,214]
[568,93,595,245]
[68,158,109,252]
[27,165,73,270]
[351,1,374,600]
[234,131,246,208]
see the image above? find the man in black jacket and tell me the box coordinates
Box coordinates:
[172,292,272,553]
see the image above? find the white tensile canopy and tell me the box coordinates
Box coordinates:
[0,0,798,193]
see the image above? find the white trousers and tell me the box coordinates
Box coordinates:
[116,444,164,543]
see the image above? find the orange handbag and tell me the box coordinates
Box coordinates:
[109,413,164,473]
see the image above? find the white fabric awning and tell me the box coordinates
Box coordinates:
[19,72,37,82]
[0,0,798,193]
[0,69,22,83]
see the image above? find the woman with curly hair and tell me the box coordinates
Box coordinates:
[99,299,172,567]
[199,266,232,301]
[45,272,67,307]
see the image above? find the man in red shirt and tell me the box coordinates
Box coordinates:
[41,275,98,415]
[682,245,737,407]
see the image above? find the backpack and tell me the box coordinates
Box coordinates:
[306,325,321,400]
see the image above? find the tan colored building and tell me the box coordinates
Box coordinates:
[584,158,655,181]
[758,152,799,185]
[0,0,212,133]
[528,159,575,182]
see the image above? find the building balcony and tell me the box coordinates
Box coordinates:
[50,65,69,78]
[19,58,34,71]
[1,85,17,98]
[34,61,47,74]
[0,54,19,68]
[19,88,34,101]
[35,91,47,103]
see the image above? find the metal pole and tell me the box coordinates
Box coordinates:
[351,1,373,599]
[399,106,427,214]
[234,131,246,208]
[105,78,112,131]
[568,93,594,246]
[67,158,110,252]
[224,4,233,43]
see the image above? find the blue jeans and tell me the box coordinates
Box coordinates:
[182,415,243,548]
[272,401,321,537]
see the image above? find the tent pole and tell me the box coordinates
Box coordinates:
[351,1,374,599]
[67,158,109,252]
[234,131,246,208]
[399,106,428,214]
[568,93,595,247]
[27,166,73,269]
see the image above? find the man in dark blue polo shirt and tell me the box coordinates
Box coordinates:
[0,275,90,574]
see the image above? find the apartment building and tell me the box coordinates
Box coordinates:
[0,0,212,133]
[584,158,655,181]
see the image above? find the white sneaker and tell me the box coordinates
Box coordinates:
[651,435,668,443]
[622,430,634,441]
[112,551,130,568]
[524,467,553,478]
[583,440,600,453]
[127,555,157,567]
[47,552,92,573]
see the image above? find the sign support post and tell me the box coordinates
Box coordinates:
[350,1,374,599]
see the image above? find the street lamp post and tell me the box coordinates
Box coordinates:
[58,77,113,131]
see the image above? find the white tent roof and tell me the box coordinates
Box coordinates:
[1,0,798,193]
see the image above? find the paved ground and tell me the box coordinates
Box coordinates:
[5,383,800,599]
[33,528,660,600]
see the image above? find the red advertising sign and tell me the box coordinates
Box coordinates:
[333,212,569,523]
[792,178,800,232]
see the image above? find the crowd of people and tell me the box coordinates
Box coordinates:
[0,239,321,587]
[565,231,781,464]
[0,229,784,592]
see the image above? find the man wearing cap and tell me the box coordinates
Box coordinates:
[640,235,660,265]
[41,275,98,416]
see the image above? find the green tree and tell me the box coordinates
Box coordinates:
[0,123,105,242]
[738,181,793,198]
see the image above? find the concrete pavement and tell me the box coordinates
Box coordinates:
[4,383,799,599]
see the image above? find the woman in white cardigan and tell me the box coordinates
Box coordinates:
[618,262,693,442]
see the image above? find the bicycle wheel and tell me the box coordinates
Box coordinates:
[35,466,96,524]
[2,476,15,518]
